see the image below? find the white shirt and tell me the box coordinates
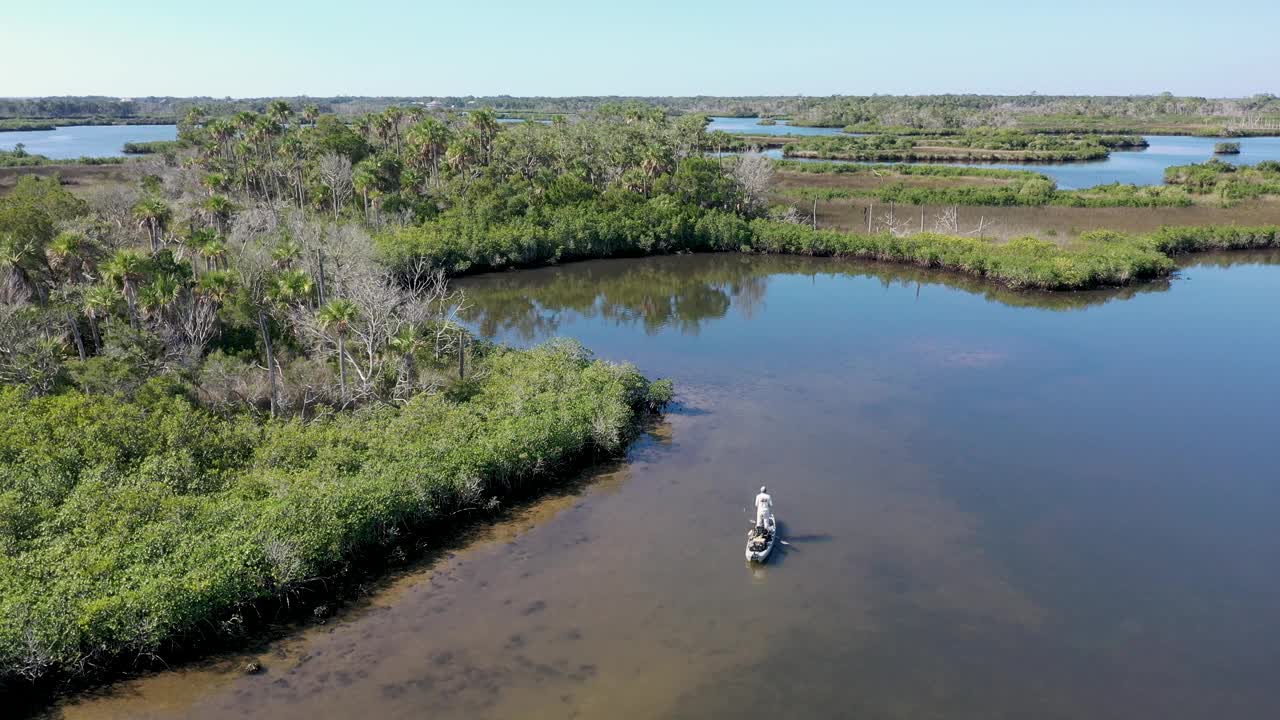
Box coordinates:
[755,492,772,513]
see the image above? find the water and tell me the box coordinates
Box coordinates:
[0,124,177,159]
[943,135,1280,189]
[52,251,1280,719]
[705,116,847,136]
[703,118,1280,188]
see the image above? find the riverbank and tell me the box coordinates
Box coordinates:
[0,344,671,701]
[0,117,177,132]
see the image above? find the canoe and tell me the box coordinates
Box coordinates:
[746,515,778,563]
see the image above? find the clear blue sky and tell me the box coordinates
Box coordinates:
[3,0,1277,97]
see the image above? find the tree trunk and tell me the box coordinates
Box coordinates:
[125,285,139,328]
[337,334,347,403]
[66,312,86,361]
[315,250,328,306]
[457,332,465,379]
[258,308,279,417]
[87,312,101,353]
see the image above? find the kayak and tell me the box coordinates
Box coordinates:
[745,515,778,563]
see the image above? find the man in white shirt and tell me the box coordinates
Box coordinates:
[754,486,773,531]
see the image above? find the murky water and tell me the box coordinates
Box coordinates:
[0,125,177,159]
[48,252,1280,719]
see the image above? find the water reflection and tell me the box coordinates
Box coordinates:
[455,253,1174,341]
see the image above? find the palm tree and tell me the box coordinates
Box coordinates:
[408,117,451,186]
[200,235,227,272]
[196,270,237,305]
[267,100,293,130]
[101,250,148,327]
[202,195,235,234]
[271,239,303,270]
[352,159,379,218]
[268,269,313,309]
[181,228,215,273]
[83,284,118,351]
[133,198,172,253]
[469,108,499,164]
[302,104,320,128]
[0,231,48,302]
[46,231,96,284]
[139,274,181,323]
[317,298,359,403]
[387,325,424,397]
[205,117,236,160]
[382,106,405,152]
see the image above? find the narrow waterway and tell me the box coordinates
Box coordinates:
[50,252,1280,719]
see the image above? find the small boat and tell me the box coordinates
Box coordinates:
[746,515,778,563]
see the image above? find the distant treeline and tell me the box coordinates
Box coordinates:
[6,94,1280,134]
[784,94,1280,133]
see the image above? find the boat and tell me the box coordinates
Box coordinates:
[745,515,778,563]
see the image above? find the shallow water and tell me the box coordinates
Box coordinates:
[705,116,847,137]
[48,252,1280,719]
[0,124,177,159]
[747,136,1280,189]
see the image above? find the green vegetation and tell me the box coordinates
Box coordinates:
[0,342,668,685]
[783,177,1192,209]
[775,160,1194,208]
[123,140,183,155]
[775,160,1040,180]
[781,131,1137,163]
[1214,142,1241,154]
[2,95,1278,696]
[1164,160,1280,203]
[744,222,1280,289]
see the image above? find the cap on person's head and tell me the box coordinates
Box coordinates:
[760,486,767,493]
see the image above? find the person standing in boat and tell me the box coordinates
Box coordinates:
[755,486,773,531]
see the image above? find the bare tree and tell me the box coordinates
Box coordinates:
[295,261,464,405]
[731,153,774,214]
[173,291,220,361]
[878,204,914,237]
[965,215,998,239]
[934,205,960,234]
[316,154,353,220]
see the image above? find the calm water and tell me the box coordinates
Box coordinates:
[708,122,1280,189]
[50,251,1280,719]
[0,124,177,159]
[953,135,1280,189]
[706,116,847,136]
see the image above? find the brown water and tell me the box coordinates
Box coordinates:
[49,252,1280,719]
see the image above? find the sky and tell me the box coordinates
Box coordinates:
[2,0,1277,98]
